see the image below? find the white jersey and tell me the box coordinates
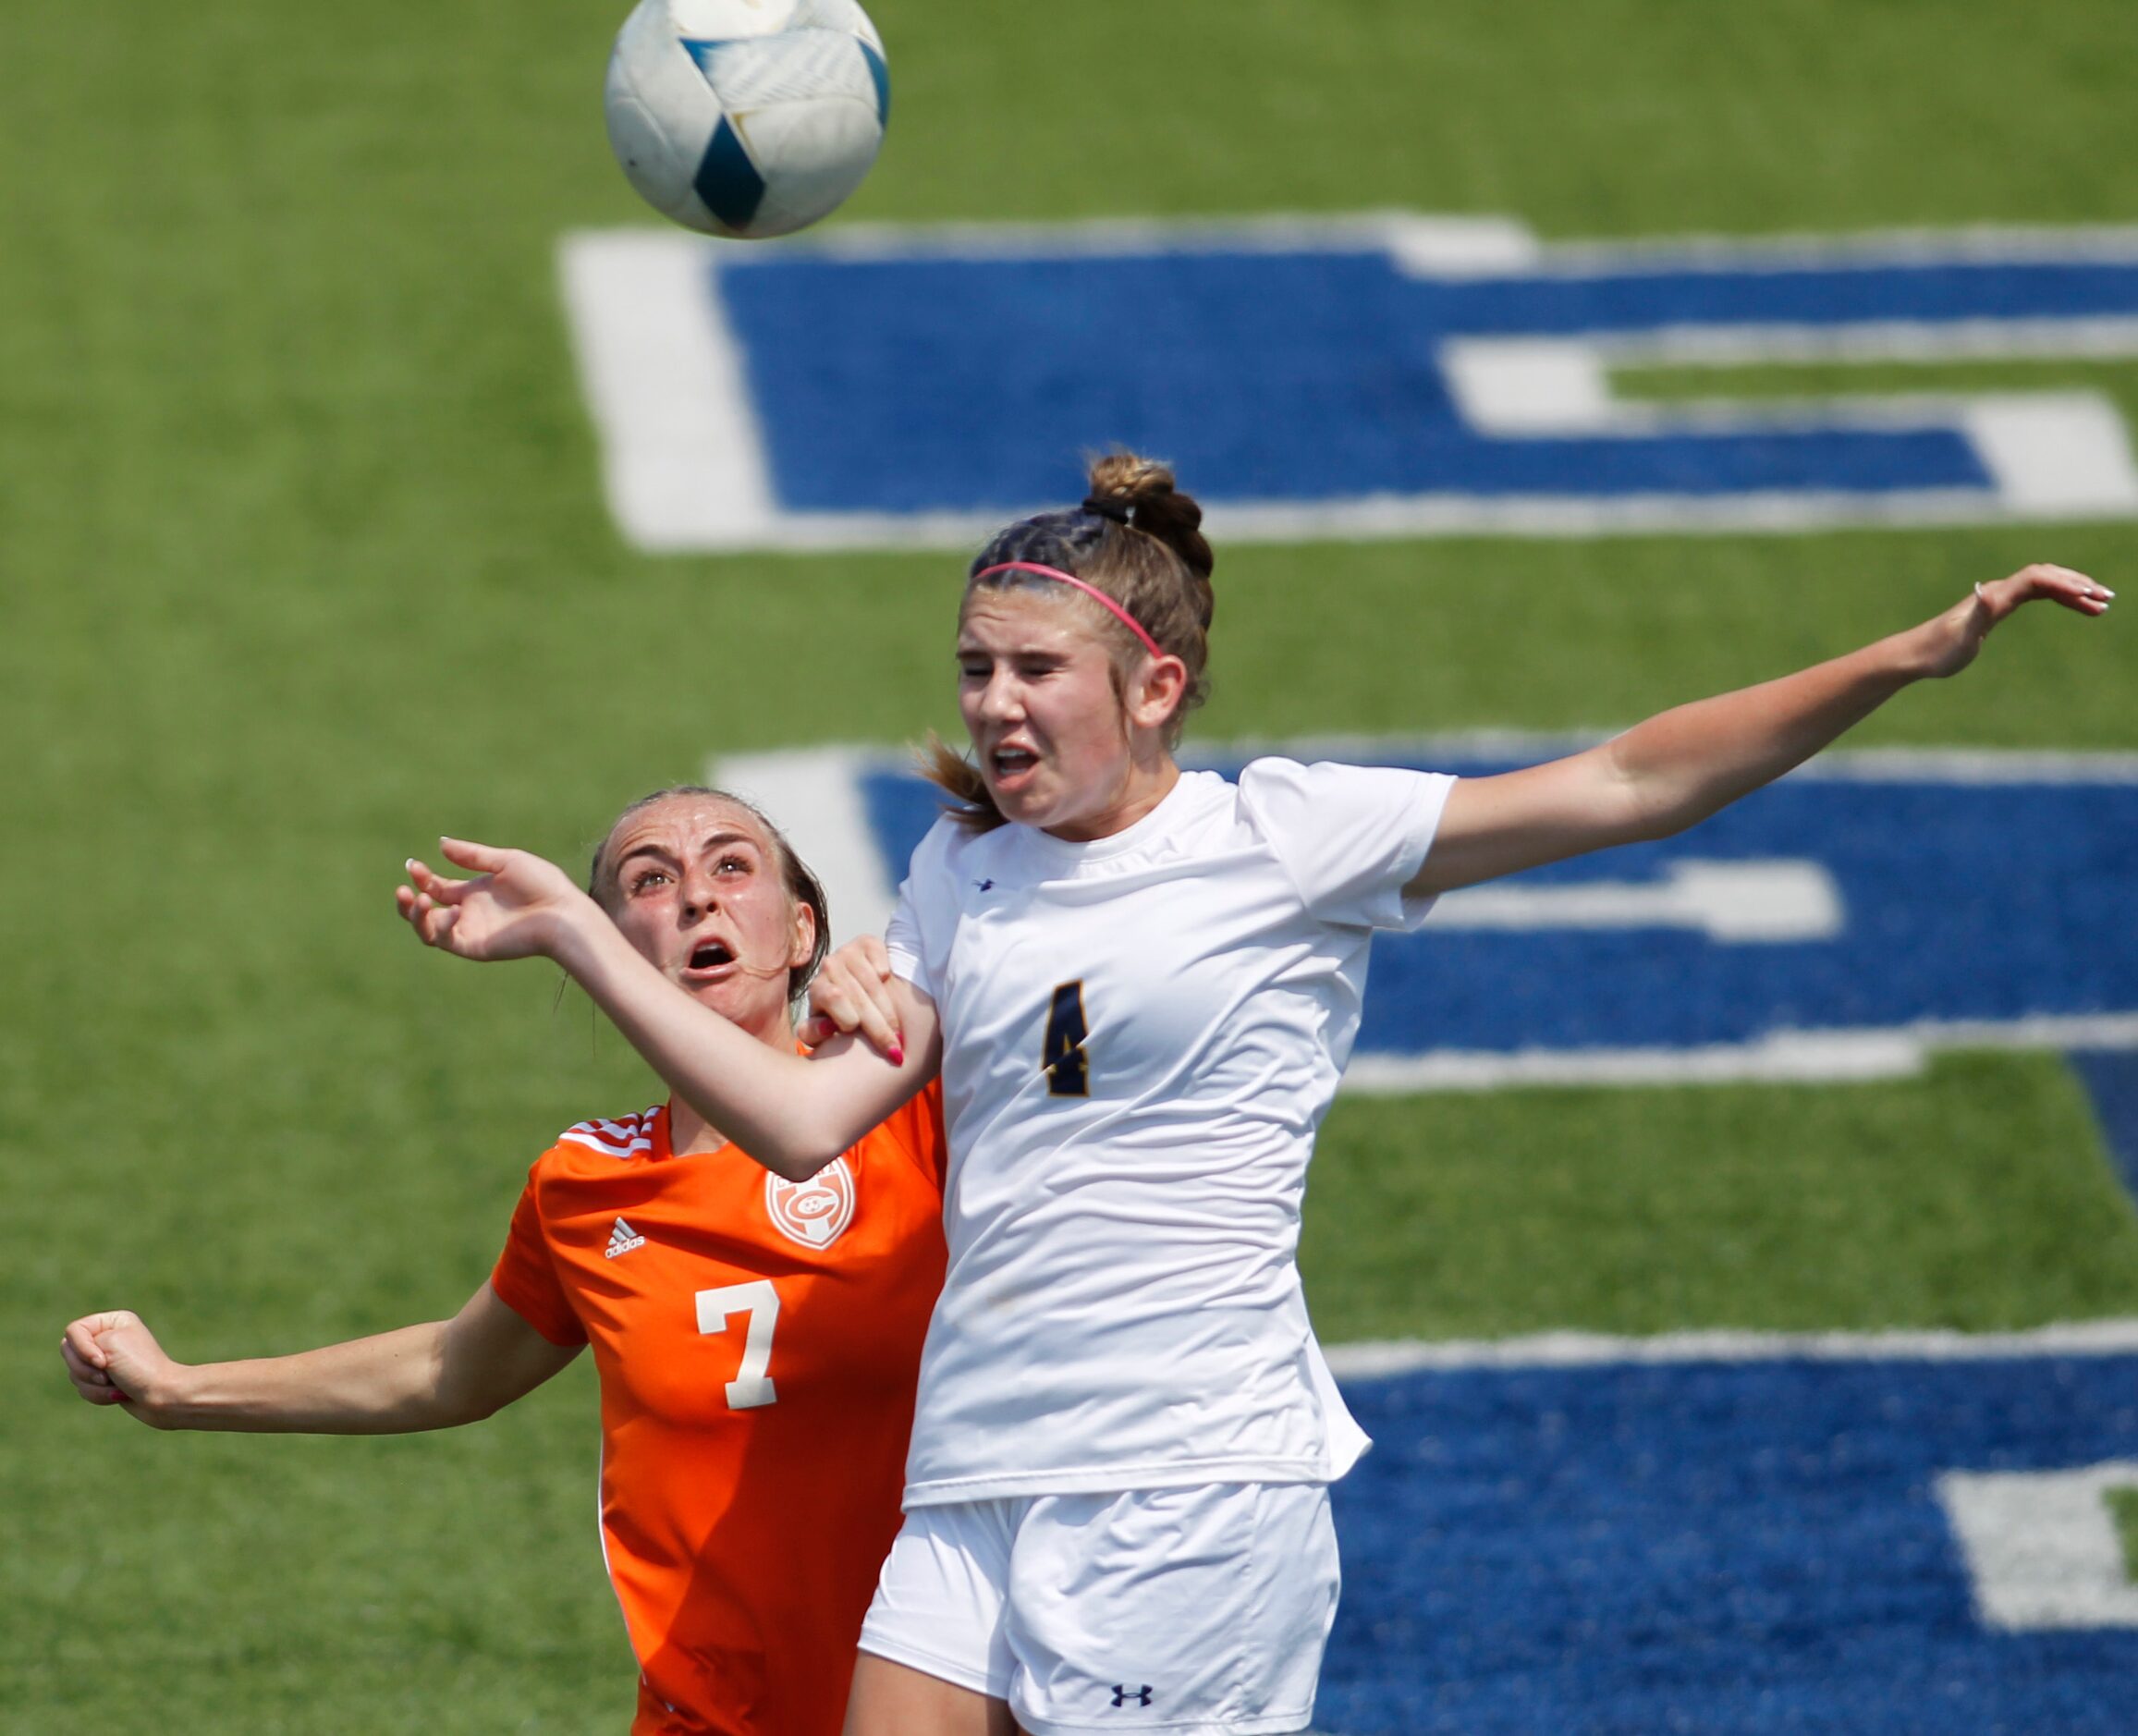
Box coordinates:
[884,757,1456,1506]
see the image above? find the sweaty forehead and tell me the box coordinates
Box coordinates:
[606,797,771,863]
[959,584,1101,647]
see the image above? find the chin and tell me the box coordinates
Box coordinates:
[992,781,1062,824]
[685,980,745,1018]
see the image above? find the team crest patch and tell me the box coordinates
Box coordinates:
[764,1158,856,1249]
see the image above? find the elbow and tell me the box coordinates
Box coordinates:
[1624,804,1697,847]
[756,1134,850,1182]
[680,1114,833,1180]
[1613,773,1719,847]
[425,1382,515,1430]
[743,1100,874,1180]
[670,1094,846,1181]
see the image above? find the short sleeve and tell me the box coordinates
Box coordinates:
[1237,757,1457,932]
[882,1078,950,1195]
[489,1170,586,1349]
[883,819,959,1001]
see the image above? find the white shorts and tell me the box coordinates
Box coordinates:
[856,1482,1339,1736]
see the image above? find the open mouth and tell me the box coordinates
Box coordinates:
[687,940,735,972]
[991,746,1038,779]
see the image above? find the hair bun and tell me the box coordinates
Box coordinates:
[1085,451,1215,582]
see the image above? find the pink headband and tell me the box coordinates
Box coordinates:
[974,562,1169,661]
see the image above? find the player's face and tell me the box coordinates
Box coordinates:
[601,797,816,1044]
[958,589,1154,841]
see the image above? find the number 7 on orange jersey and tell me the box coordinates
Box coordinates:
[696,1279,780,1410]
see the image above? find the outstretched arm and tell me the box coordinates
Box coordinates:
[1411,564,2112,897]
[397,850,937,1177]
[59,1282,579,1434]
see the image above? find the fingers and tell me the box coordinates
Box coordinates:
[415,900,460,948]
[64,1311,138,1369]
[62,1314,137,1405]
[62,1339,123,1402]
[846,989,905,1061]
[1979,564,2115,621]
[396,879,460,948]
[808,950,907,1060]
[404,856,476,905]
[808,980,904,1060]
[439,837,511,874]
[64,1317,109,1372]
[61,1335,111,1384]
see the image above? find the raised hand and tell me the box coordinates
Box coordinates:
[397,837,595,964]
[62,1310,178,1424]
[798,934,905,1062]
[1921,563,2113,680]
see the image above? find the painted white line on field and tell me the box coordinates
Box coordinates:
[1939,1464,2138,1630]
[557,231,777,552]
[1340,1031,1924,1093]
[1187,737,2138,787]
[1442,340,1615,434]
[1325,1318,2138,1379]
[1441,330,2138,517]
[1585,315,2138,368]
[1963,393,2138,515]
[734,211,1538,265]
[1476,225,2138,273]
[1342,1014,2138,1094]
[599,485,2126,556]
[1776,747,2138,786]
[1435,859,1843,943]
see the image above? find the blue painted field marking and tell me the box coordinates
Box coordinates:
[717,240,1995,507]
[1318,1350,2138,1735]
[562,218,2138,549]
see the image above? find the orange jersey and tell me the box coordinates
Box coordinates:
[491,1084,947,1736]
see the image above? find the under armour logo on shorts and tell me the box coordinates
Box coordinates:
[1110,1684,1154,1708]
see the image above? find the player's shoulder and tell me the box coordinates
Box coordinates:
[1235,753,1452,816]
[853,1078,948,1198]
[534,1104,667,1174]
[1234,754,1349,800]
[908,811,971,871]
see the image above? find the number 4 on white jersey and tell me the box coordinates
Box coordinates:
[695,1279,781,1410]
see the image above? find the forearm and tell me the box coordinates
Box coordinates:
[1606,617,1935,837]
[553,911,878,1176]
[1419,568,2103,895]
[137,1323,472,1435]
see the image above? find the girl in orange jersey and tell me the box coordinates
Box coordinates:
[61,787,949,1736]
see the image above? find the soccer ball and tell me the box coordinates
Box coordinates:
[604,0,889,240]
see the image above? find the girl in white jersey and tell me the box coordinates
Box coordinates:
[402,454,2110,1736]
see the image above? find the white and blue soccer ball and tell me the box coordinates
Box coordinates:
[604,0,889,240]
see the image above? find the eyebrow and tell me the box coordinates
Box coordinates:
[615,830,759,872]
[957,639,1069,659]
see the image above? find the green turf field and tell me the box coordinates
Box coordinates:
[2115,1487,2138,1581]
[5,2,2135,1729]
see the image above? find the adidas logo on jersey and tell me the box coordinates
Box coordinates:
[605,1217,647,1259]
